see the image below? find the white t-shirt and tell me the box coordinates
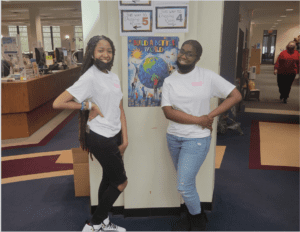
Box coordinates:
[67,65,123,138]
[161,67,235,138]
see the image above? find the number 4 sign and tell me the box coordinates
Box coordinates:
[155,6,188,32]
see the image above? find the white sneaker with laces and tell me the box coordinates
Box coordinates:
[82,221,95,232]
[100,221,126,232]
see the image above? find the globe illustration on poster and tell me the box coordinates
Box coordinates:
[138,56,169,89]
[128,36,179,107]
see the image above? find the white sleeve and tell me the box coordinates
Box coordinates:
[161,80,172,107]
[66,73,93,103]
[210,71,236,99]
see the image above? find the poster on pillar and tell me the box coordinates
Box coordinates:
[128,36,179,107]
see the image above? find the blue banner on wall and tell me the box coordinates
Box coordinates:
[128,36,179,107]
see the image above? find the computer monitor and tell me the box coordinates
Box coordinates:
[74,49,83,63]
[62,48,68,57]
[35,47,46,67]
[48,51,55,58]
[55,47,64,62]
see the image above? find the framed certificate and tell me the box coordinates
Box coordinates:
[155,6,188,32]
[119,0,151,7]
[120,10,153,35]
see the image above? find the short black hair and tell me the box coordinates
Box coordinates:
[182,40,203,60]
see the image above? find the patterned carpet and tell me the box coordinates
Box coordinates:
[249,120,300,171]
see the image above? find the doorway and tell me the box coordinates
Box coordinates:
[261,30,277,64]
[236,28,244,80]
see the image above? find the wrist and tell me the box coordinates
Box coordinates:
[197,116,204,125]
[80,102,86,111]
[207,114,214,119]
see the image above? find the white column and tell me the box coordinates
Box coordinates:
[81,0,102,52]
[196,1,225,203]
[1,25,9,37]
[28,7,43,54]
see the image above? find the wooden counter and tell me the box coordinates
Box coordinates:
[2,67,81,140]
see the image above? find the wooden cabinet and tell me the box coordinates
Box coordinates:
[1,67,81,140]
[249,48,261,74]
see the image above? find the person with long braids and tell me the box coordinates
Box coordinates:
[53,35,128,232]
[161,40,242,231]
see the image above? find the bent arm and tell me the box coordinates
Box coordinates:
[162,106,213,129]
[162,106,201,124]
[53,90,82,110]
[208,88,242,119]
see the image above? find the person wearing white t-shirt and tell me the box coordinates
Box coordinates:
[53,35,128,232]
[161,40,242,231]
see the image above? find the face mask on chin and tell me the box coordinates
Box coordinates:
[176,60,196,74]
[287,47,295,52]
[94,58,113,72]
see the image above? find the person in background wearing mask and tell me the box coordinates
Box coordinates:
[53,35,128,232]
[274,41,299,103]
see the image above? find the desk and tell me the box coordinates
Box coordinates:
[1,67,81,140]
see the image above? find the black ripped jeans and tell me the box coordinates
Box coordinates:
[86,129,127,224]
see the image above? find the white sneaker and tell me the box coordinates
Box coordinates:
[82,221,95,232]
[99,221,126,232]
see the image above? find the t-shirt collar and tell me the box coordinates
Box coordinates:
[176,66,197,77]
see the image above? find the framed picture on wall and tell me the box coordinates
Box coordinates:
[119,0,151,7]
[155,6,188,32]
[120,10,153,36]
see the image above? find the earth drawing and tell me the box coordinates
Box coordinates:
[138,56,169,89]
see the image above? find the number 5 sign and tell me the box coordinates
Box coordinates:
[155,6,188,32]
[120,10,153,36]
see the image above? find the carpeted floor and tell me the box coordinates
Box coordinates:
[1,111,299,231]
[249,120,299,171]
[244,64,300,112]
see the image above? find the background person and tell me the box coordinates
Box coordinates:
[161,40,242,231]
[53,35,128,232]
[1,59,13,77]
[293,35,300,52]
[274,41,299,103]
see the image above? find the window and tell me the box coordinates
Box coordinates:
[74,26,83,50]
[52,26,61,49]
[42,26,62,51]
[8,25,29,53]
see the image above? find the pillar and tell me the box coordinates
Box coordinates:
[28,7,43,55]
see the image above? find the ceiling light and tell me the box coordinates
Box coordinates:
[277,20,282,21]
[9,9,28,12]
[280,15,287,17]
[274,23,278,24]
[50,8,76,11]
[286,9,294,11]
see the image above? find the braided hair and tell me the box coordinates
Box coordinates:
[79,35,116,151]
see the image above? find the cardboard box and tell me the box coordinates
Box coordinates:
[72,148,90,197]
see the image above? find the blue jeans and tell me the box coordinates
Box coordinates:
[166,133,211,215]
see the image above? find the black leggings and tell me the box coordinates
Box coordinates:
[277,74,296,99]
[86,130,127,224]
